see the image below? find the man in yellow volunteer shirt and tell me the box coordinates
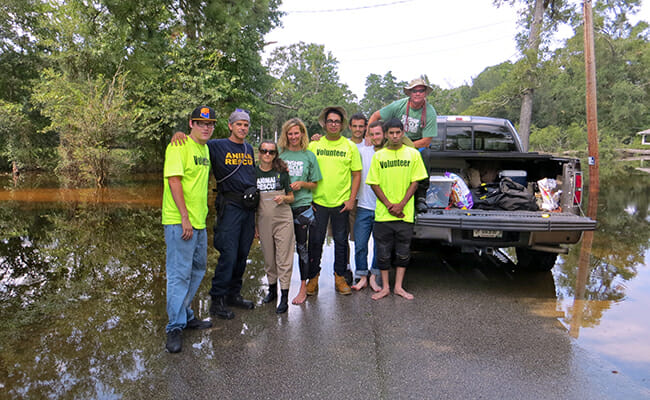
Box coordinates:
[306,106,362,295]
[366,118,428,301]
[162,106,215,353]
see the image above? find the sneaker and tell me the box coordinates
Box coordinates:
[166,328,182,353]
[306,273,319,296]
[185,318,212,330]
[334,273,352,295]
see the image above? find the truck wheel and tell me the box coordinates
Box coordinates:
[515,248,558,271]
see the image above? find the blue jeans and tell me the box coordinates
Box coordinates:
[308,203,349,278]
[353,207,379,277]
[211,200,256,298]
[164,225,207,332]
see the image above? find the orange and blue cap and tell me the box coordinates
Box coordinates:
[190,106,216,121]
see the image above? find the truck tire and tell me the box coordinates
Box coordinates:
[515,248,558,271]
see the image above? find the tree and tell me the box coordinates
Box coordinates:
[493,0,574,150]
[463,61,521,120]
[32,70,135,187]
[265,42,357,135]
[531,3,649,146]
[359,71,407,117]
[0,0,283,174]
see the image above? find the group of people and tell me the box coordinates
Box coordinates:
[161,78,437,353]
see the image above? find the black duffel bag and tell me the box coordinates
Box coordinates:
[472,177,538,211]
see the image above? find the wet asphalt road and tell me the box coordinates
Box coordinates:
[135,250,649,400]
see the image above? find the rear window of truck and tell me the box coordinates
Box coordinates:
[432,124,517,151]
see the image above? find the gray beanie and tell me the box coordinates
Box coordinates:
[228,109,250,124]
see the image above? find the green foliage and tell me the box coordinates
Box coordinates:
[265,42,357,135]
[32,70,135,187]
[529,123,588,153]
[0,0,282,172]
[429,84,474,116]
[359,71,407,117]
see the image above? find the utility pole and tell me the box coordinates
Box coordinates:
[583,0,600,219]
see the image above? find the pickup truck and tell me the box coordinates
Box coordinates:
[414,116,597,271]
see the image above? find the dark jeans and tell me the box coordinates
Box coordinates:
[210,199,256,298]
[308,203,349,278]
[292,206,313,281]
[373,221,414,270]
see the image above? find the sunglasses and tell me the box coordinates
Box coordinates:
[410,88,426,94]
[326,119,342,125]
[235,108,250,114]
[259,149,277,155]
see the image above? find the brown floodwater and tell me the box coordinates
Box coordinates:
[0,187,162,207]
[0,171,649,397]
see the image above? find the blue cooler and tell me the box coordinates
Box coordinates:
[499,170,527,186]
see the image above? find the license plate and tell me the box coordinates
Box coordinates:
[473,229,503,238]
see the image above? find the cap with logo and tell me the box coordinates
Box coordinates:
[191,106,216,121]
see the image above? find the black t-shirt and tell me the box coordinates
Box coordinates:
[208,138,256,193]
[256,167,292,194]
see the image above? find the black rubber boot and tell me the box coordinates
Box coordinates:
[276,289,289,314]
[210,296,235,320]
[166,328,182,353]
[263,283,278,304]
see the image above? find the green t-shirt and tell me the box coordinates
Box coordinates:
[366,145,428,223]
[308,136,362,208]
[162,138,210,229]
[379,98,438,141]
[279,149,322,208]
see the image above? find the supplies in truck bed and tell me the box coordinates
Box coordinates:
[471,177,538,211]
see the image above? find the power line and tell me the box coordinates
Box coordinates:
[343,34,518,63]
[285,0,415,14]
[336,20,513,52]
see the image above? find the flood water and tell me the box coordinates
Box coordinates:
[0,170,649,398]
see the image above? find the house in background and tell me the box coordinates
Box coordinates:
[638,129,650,145]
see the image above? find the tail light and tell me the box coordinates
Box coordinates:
[574,172,583,205]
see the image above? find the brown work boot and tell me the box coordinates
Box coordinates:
[334,273,352,295]
[306,273,319,296]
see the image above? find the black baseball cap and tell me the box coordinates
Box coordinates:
[190,106,217,121]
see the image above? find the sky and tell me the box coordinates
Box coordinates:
[263,0,650,99]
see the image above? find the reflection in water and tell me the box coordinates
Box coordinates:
[554,173,650,386]
[0,187,162,207]
[568,230,595,338]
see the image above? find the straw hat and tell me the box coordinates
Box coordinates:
[403,78,433,96]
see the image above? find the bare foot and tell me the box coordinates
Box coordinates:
[371,288,390,300]
[394,287,414,300]
[292,282,308,305]
[369,274,381,292]
[352,276,367,291]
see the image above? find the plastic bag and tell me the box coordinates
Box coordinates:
[444,172,473,209]
[537,178,560,211]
